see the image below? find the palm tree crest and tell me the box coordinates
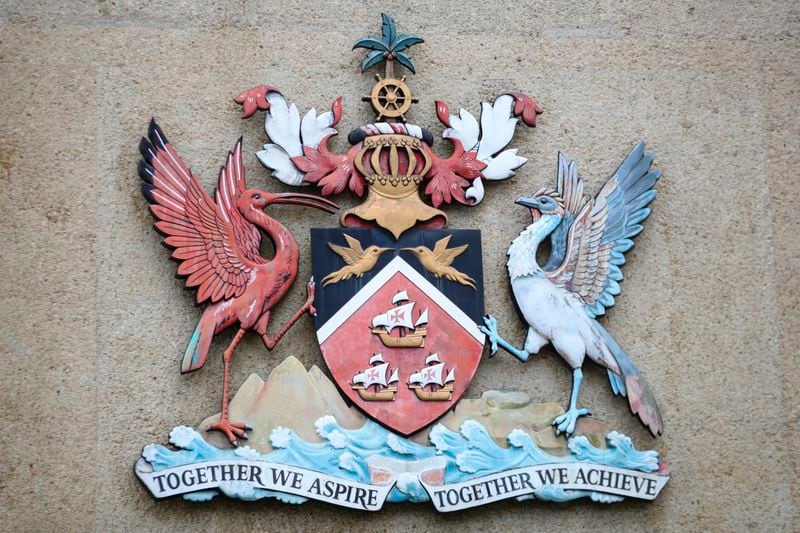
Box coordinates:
[353,13,424,74]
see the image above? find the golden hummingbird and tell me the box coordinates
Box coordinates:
[322,234,392,286]
[402,235,476,289]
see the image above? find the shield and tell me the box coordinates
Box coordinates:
[311,228,485,435]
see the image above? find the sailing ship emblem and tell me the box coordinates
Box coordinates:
[351,353,400,401]
[311,232,484,435]
[371,290,429,348]
[408,353,455,401]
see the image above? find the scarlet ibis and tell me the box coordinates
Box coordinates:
[139,120,338,445]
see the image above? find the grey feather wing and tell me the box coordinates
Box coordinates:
[546,142,661,317]
[543,153,588,270]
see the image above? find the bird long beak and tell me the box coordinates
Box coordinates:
[515,197,541,222]
[268,192,339,214]
[399,247,416,253]
[515,196,539,209]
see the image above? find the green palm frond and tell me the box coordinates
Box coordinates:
[391,35,424,52]
[381,13,397,44]
[353,13,424,73]
[353,36,388,52]
[361,50,385,71]
[394,52,417,74]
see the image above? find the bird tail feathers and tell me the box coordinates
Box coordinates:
[451,271,476,289]
[607,369,626,396]
[322,269,348,286]
[594,321,663,437]
[181,321,212,373]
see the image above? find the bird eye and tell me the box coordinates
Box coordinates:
[253,194,261,199]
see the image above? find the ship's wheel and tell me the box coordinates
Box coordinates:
[364,76,418,121]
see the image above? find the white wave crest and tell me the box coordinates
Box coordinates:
[270,426,292,449]
[219,480,256,499]
[338,451,357,471]
[169,426,196,448]
[314,415,337,438]
[327,430,347,449]
[235,446,262,460]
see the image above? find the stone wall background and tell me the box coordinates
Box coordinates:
[0,1,797,530]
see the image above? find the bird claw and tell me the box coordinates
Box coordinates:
[553,407,591,436]
[207,418,251,446]
[305,277,317,316]
[480,315,500,356]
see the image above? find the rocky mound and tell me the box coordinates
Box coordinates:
[198,356,365,452]
[430,390,609,455]
[198,357,608,455]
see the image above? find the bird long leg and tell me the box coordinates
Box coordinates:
[552,368,592,436]
[479,315,530,361]
[207,327,252,445]
[259,278,316,350]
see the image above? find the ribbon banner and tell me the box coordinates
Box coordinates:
[134,459,395,511]
[136,457,668,512]
[421,463,669,512]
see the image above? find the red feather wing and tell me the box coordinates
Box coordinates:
[139,120,257,305]
[214,138,264,265]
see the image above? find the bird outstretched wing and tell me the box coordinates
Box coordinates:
[214,138,264,266]
[557,152,587,215]
[432,236,468,267]
[343,233,364,256]
[541,153,589,271]
[328,234,364,265]
[139,120,262,305]
[546,142,660,317]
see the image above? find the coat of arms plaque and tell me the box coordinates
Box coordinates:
[134,13,669,511]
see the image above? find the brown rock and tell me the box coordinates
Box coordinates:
[197,368,609,459]
[574,417,611,450]
[198,356,365,453]
[420,390,609,455]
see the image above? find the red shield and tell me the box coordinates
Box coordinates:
[316,256,485,435]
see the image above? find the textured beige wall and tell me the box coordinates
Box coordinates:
[0,1,797,531]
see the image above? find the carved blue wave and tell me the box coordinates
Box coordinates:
[141,417,660,504]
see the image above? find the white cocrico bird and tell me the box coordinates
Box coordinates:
[481,143,663,437]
